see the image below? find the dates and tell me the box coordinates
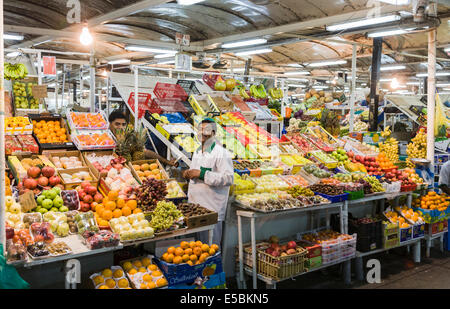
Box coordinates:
[177,203,213,218]
[308,184,344,196]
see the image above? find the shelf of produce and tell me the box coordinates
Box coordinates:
[120,224,216,247]
[243,256,354,288]
[15,234,124,268]
[235,202,344,219]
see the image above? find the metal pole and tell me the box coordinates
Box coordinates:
[134,66,139,130]
[369,37,382,131]
[79,66,83,104]
[427,28,436,164]
[89,48,95,112]
[37,51,42,112]
[107,77,111,117]
[61,65,66,114]
[0,0,6,250]
[349,44,357,132]
[55,73,59,112]
[281,79,286,118]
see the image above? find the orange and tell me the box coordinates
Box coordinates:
[199,253,209,263]
[113,209,122,218]
[182,254,190,263]
[126,200,137,210]
[162,253,169,262]
[156,278,168,287]
[180,241,189,249]
[142,274,151,283]
[148,264,158,272]
[165,253,174,262]
[184,248,193,256]
[189,241,196,249]
[195,261,201,265]
[133,208,142,214]
[140,283,148,289]
[211,244,219,251]
[147,282,156,289]
[190,255,198,263]
[152,270,162,277]
[98,219,109,226]
[193,247,202,257]
[187,260,194,266]
[105,201,116,211]
[201,244,209,252]
[167,247,176,254]
[121,206,131,217]
[209,248,216,256]
[116,198,125,209]
[96,205,105,217]
[108,190,119,201]
[102,210,112,221]
[195,241,203,247]
[128,268,137,275]
[149,163,158,170]
[102,197,109,205]
[173,256,182,264]
[175,247,184,256]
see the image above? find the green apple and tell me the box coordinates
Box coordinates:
[59,206,69,212]
[53,196,63,208]
[36,195,46,205]
[35,206,42,212]
[42,199,53,209]
[50,207,59,212]
[38,208,48,214]
[53,187,61,194]
[46,189,57,200]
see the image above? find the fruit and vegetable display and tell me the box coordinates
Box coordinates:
[350,154,382,176]
[75,181,103,212]
[303,164,331,179]
[161,241,219,265]
[109,213,154,242]
[91,266,130,289]
[379,137,399,163]
[104,167,139,194]
[287,186,314,197]
[413,191,449,211]
[46,241,72,256]
[85,153,125,175]
[69,112,108,130]
[395,206,425,224]
[51,155,83,169]
[60,170,94,185]
[82,230,120,250]
[309,184,345,196]
[72,132,116,149]
[33,120,68,144]
[165,180,185,199]
[263,237,304,257]
[252,174,290,193]
[376,153,396,170]
[330,148,349,164]
[287,134,315,153]
[406,128,427,160]
[28,241,50,258]
[17,165,62,196]
[233,160,262,170]
[385,210,410,228]
[173,135,200,153]
[43,211,70,237]
[75,211,99,234]
[150,200,183,233]
[282,175,309,187]
[132,161,167,181]
[136,178,167,212]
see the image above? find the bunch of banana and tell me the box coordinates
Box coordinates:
[249,84,268,99]
[268,88,284,99]
[381,126,392,138]
[5,62,28,80]
[238,87,250,99]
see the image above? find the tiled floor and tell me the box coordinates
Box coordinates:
[229,244,450,289]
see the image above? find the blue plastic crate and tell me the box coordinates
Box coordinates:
[161,112,187,123]
[315,192,349,203]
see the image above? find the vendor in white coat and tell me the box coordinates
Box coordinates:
[182,118,234,246]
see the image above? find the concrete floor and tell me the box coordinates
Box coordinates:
[228,242,450,289]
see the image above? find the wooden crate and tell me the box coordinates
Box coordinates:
[48,150,87,171]
[185,211,218,229]
[58,167,98,190]
[129,159,169,184]
[82,150,118,180]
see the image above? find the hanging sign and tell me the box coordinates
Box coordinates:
[43,56,56,76]
[176,33,190,46]
[31,85,48,99]
[175,53,192,72]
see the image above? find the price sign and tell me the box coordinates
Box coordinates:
[43,56,56,76]
[175,53,192,72]
[32,85,48,99]
[176,33,190,46]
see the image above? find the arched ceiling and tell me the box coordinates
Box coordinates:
[3,0,450,80]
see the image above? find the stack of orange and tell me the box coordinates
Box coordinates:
[32,120,68,144]
[75,133,115,147]
[93,190,141,227]
[161,241,219,266]
[385,211,410,228]
[376,152,395,169]
[87,113,107,128]
[413,191,449,211]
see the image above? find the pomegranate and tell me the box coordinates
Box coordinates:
[79,191,87,200]
[24,178,38,190]
[80,202,91,212]
[27,166,41,178]
[41,166,55,178]
[83,195,93,204]
[37,176,49,187]
[86,185,97,196]
[94,193,103,203]
[49,175,61,186]
[81,181,91,190]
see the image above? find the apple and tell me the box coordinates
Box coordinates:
[287,241,297,249]
[46,189,57,200]
[53,196,64,208]
[42,199,53,209]
[36,195,46,205]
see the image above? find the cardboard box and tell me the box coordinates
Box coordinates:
[426,220,448,235]
[168,272,226,289]
[58,167,98,190]
[383,222,399,249]
[48,150,86,170]
[296,240,322,259]
[349,132,363,142]
[399,226,412,243]
[154,253,223,286]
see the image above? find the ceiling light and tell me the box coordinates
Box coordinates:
[125,46,177,54]
[158,60,175,64]
[391,78,399,89]
[416,72,450,77]
[80,25,93,46]
[235,48,272,56]
[444,47,450,52]
[177,0,205,5]
[155,53,177,59]
[6,51,20,58]
[283,71,310,76]
[380,65,406,71]
[108,59,130,65]
[380,78,393,82]
[308,60,347,67]
[377,0,409,4]
[327,14,401,32]
[406,82,420,85]
[222,39,267,49]
[288,84,304,88]
[4,33,24,41]
[368,29,407,38]
[288,78,309,82]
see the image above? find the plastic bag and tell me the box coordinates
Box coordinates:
[0,244,30,289]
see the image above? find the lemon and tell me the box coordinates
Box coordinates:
[101,269,113,278]
[93,275,104,286]
[122,262,133,271]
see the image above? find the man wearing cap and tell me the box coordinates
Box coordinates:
[182,118,234,246]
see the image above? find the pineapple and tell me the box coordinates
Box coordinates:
[131,127,147,161]
[115,127,148,162]
[114,127,134,162]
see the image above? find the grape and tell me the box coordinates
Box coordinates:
[137,178,167,212]
[150,201,182,232]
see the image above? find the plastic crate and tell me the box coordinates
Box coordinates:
[315,192,349,203]
[357,236,382,252]
[340,235,357,259]
[153,83,188,101]
[151,98,189,114]
[127,92,153,119]
[176,80,200,96]
[344,190,364,200]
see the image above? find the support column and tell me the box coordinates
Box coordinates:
[369,37,382,132]
[89,49,96,112]
[427,29,436,165]
[134,66,139,130]
[281,79,286,118]
[0,0,6,249]
[244,59,252,84]
[349,44,357,132]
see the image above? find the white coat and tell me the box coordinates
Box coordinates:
[187,139,234,221]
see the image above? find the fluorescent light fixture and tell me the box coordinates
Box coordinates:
[177,0,205,5]
[368,29,406,38]
[361,83,367,86]
[222,38,267,49]
[347,76,358,80]
[108,59,130,65]
[377,0,409,4]
[155,53,177,59]
[4,33,24,40]
[406,82,420,85]
[326,14,401,31]
[57,70,62,74]
[125,45,177,54]
[6,51,20,58]
[380,65,406,71]
[380,78,393,82]
[284,71,310,76]
[158,60,175,65]
[288,84,304,88]
[235,48,272,56]
[47,83,56,87]
[391,78,399,89]
[308,60,346,67]
[416,72,450,77]
[83,75,90,80]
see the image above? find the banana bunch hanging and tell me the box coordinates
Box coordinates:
[268,88,284,99]
[249,84,268,99]
[5,63,28,80]
[238,86,250,99]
